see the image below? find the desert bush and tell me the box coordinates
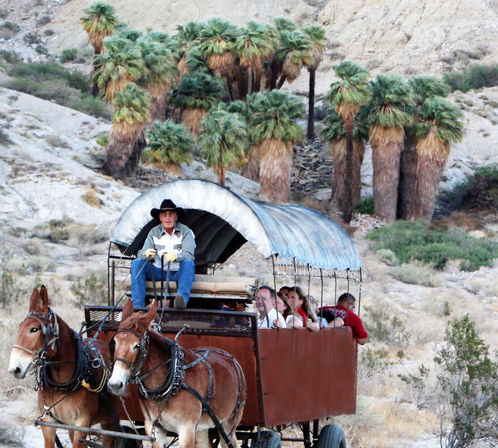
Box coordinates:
[353,196,374,215]
[45,134,69,148]
[75,226,108,245]
[389,262,442,287]
[36,15,52,26]
[23,32,40,45]
[435,315,498,448]
[60,48,78,63]
[363,305,409,346]
[0,49,22,64]
[366,220,498,271]
[0,129,13,146]
[70,272,107,306]
[35,44,49,56]
[443,64,498,92]
[376,248,399,266]
[441,164,498,214]
[398,364,431,409]
[0,21,20,39]
[82,189,102,207]
[47,217,74,243]
[0,268,28,308]
[72,96,111,119]
[358,346,392,380]
[0,10,8,18]
[95,133,108,146]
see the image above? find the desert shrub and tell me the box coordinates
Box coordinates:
[70,272,107,306]
[35,44,49,55]
[0,268,27,308]
[0,21,20,39]
[366,220,498,271]
[353,196,374,215]
[45,134,69,148]
[376,248,398,266]
[0,129,13,146]
[389,263,442,287]
[82,189,102,207]
[36,15,51,26]
[48,217,73,243]
[435,316,498,447]
[359,346,391,380]
[72,96,112,119]
[363,305,409,346]
[60,48,78,63]
[23,32,40,45]
[0,49,22,64]
[95,133,108,146]
[441,164,498,213]
[398,364,431,409]
[443,64,498,92]
[2,62,110,119]
[0,10,8,19]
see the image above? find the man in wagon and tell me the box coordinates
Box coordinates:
[318,293,368,344]
[131,199,195,309]
[254,286,286,329]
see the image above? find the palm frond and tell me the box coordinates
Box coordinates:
[145,119,194,164]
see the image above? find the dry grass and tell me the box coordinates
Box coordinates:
[82,188,102,207]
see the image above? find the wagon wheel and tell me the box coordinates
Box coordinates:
[316,424,346,448]
[250,430,282,448]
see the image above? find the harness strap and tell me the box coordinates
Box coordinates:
[182,383,234,448]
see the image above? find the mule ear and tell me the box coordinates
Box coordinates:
[122,299,134,321]
[38,286,50,313]
[144,301,157,328]
[29,288,40,311]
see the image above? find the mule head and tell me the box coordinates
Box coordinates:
[9,286,54,379]
[108,300,157,396]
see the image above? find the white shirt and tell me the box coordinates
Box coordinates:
[257,308,287,329]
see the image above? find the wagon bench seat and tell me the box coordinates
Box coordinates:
[123,274,258,298]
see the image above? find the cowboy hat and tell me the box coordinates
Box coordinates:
[150,199,186,220]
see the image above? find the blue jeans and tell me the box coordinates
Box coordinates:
[130,258,195,308]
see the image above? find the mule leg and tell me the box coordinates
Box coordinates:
[177,425,196,448]
[41,425,57,448]
[145,419,169,448]
[220,421,239,448]
[195,429,209,448]
[72,429,88,448]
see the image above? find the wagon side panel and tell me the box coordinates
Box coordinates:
[257,327,357,426]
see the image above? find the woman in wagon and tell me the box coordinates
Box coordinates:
[274,291,303,328]
[287,286,321,331]
[130,199,195,309]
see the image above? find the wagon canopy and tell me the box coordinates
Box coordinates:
[110,179,362,270]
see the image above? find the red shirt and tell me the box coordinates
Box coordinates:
[318,305,368,339]
[296,307,308,327]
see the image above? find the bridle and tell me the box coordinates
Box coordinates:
[111,329,151,380]
[12,308,60,362]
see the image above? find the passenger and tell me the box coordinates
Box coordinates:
[278,285,292,297]
[307,295,330,328]
[287,287,320,332]
[318,293,368,344]
[130,199,195,309]
[274,292,303,328]
[254,286,286,329]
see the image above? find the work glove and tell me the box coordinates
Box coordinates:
[145,248,156,260]
[163,252,178,263]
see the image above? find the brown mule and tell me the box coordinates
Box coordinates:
[8,286,120,448]
[108,299,247,448]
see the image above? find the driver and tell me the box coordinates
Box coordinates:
[130,199,195,309]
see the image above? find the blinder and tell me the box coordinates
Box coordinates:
[111,329,150,378]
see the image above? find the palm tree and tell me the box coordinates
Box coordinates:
[235,21,276,97]
[198,107,247,185]
[81,2,117,55]
[175,21,205,80]
[322,106,368,213]
[409,97,464,220]
[136,35,177,122]
[93,36,143,102]
[106,83,150,179]
[275,30,312,89]
[303,25,326,140]
[145,119,193,174]
[365,73,413,222]
[249,90,304,203]
[327,61,370,222]
[169,72,225,135]
[399,76,450,219]
[80,2,117,95]
[264,18,294,90]
[197,18,238,99]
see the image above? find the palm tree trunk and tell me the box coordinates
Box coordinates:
[307,68,316,140]
[276,74,287,89]
[352,139,364,204]
[343,116,354,223]
[149,93,167,122]
[105,130,144,179]
[238,67,248,99]
[241,147,259,180]
[330,139,346,211]
[398,130,418,219]
[372,140,402,222]
[259,138,291,203]
[409,153,446,221]
[218,164,226,186]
